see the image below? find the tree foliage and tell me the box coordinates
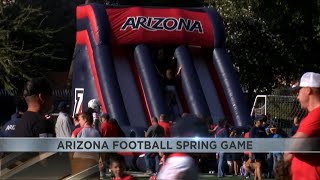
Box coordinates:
[206,0,320,98]
[0,1,75,90]
[1,0,319,95]
[118,0,204,7]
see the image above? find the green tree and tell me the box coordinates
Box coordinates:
[118,0,204,6]
[206,0,320,100]
[0,1,74,90]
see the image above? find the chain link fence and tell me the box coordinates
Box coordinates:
[251,95,307,135]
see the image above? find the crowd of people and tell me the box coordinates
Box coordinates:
[210,116,291,180]
[0,72,320,180]
[0,78,131,179]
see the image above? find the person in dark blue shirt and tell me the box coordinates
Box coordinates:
[290,116,300,137]
[250,116,267,138]
[215,119,229,178]
[12,78,54,137]
[1,97,27,137]
[1,113,22,137]
[249,116,267,164]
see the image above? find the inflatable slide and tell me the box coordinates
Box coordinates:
[72,3,251,136]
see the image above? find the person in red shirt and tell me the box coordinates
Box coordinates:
[158,114,170,137]
[71,127,82,137]
[284,72,320,180]
[99,114,121,178]
[157,114,171,172]
[110,155,135,180]
[100,113,119,137]
[71,113,82,137]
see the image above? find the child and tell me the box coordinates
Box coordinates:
[240,160,248,177]
[243,155,262,180]
[109,155,135,180]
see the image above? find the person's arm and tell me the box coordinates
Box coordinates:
[145,127,152,137]
[176,66,182,77]
[62,117,73,137]
[71,133,76,138]
[283,153,293,163]
[284,132,308,163]
[285,112,320,161]
[208,126,218,134]
[229,131,236,137]
[154,64,164,78]
[249,128,256,138]
[208,129,215,134]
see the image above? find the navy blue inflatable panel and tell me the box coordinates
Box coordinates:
[134,45,169,119]
[86,3,110,45]
[175,46,211,119]
[204,8,226,48]
[74,3,130,126]
[212,49,251,126]
[94,45,130,126]
[72,45,98,114]
[191,51,225,123]
[113,50,148,128]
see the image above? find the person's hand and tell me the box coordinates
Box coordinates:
[244,158,252,168]
[159,152,164,157]
[176,66,182,78]
[230,131,236,136]
[99,159,104,171]
[284,153,293,163]
[275,158,292,179]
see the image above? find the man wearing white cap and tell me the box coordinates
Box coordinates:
[284,72,320,180]
[88,99,101,134]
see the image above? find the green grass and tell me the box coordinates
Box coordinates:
[98,171,275,180]
[135,174,275,180]
[93,176,274,180]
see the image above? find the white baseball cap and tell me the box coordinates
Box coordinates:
[292,72,320,91]
[88,99,100,112]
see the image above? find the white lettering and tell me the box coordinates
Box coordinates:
[5,125,15,131]
[73,88,84,117]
